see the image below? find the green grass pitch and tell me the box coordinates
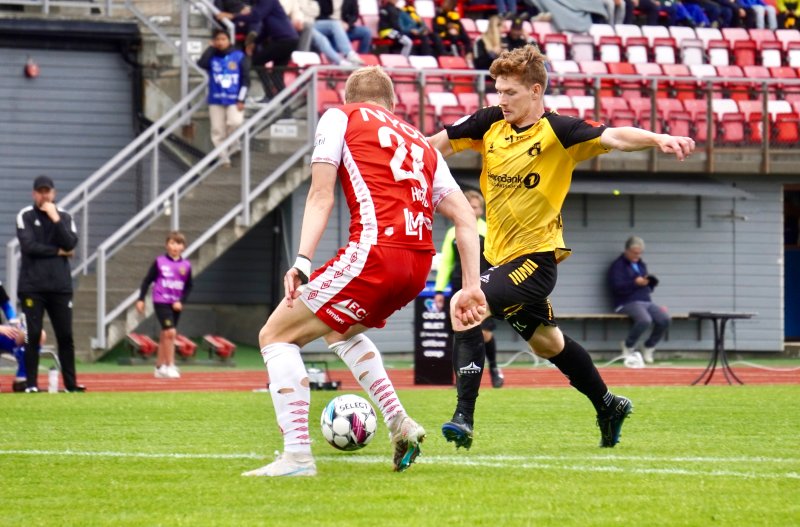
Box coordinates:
[1,385,798,526]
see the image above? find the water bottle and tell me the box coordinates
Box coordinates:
[48,367,59,393]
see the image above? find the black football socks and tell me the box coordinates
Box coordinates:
[452,325,485,423]
[484,334,498,371]
[548,334,609,414]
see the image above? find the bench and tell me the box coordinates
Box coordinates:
[557,312,691,341]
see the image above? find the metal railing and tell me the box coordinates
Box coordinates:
[4,0,231,302]
[91,66,323,348]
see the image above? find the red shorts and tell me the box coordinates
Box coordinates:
[301,242,433,333]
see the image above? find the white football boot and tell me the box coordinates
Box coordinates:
[389,414,426,472]
[242,451,317,477]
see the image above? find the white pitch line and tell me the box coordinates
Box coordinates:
[0,449,797,480]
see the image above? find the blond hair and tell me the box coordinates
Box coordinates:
[489,44,548,91]
[463,188,484,206]
[481,15,504,56]
[344,66,395,110]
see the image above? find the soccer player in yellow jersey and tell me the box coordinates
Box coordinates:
[428,44,695,449]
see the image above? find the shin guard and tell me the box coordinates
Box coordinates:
[453,326,485,421]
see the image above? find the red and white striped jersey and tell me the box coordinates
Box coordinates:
[311,102,459,252]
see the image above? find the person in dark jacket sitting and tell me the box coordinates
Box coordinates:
[608,236,670,365]
[16,175,84,392]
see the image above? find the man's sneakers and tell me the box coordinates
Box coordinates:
[641,347,655,365]
[389,414,426,472]
[65,385,87,393]
[620,340,635,356]
[24,386,39,393]
[490,367,504,388]
[441,412,473,450]
[597,395,633,448]
[242,451,317,477]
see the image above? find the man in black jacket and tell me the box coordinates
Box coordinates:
[16,175,84,392]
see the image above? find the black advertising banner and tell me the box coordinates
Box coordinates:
[413,281,453,385]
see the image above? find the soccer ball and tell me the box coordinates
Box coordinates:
[320,394,378,451]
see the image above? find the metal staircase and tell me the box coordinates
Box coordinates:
[3,0,321,360]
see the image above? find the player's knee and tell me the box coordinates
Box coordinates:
[162,328,177,339]
[529,326,564,359]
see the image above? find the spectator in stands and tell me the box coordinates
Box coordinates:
[280,0,316,51]
[198,28,250,168]
[474,15,504,71]
[603,0,626,24]
[434,189,504,388]
[608,236,669,365]
[378,0,414,56]
[136,231,193,380]
[434,0,474,60]
[318,0,373,54]
[16,175,84,393]
[214,0,257,45]
[777,0,800,28]
[298,0,366,66]
[710,0,747,26]
[624,0,660,25]
[503,17,535,51]
[495,0,517,19]
[235,0,299,102]
[684,0,727,27]
[738,0,778,29]
[379,0,444,56]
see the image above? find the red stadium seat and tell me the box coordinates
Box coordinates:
[774,112,800,143]
[598,35,623,63]
[776,28,800,51]
[747,111,765,143]
[749,28,779,50]
[719,112,746,143]
[544,33,569,62]
[732,40,757,67]
[438,55,475,94]
[202,335,236,360]
[715,65,748,100]
[665,110,690,136]
[653,37,677,64]
[625,36,650,64]
[456,91,480,114]
[317,89,341,113]
[661,63,697,99]
[608,109,636,127]
[580,61,613,96]
[682,98,708,121]
[722,27,751,49]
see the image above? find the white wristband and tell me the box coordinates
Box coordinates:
[293,255,312,283]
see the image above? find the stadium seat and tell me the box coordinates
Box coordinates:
[580,60,613,96]
[680,39,705,66]
[715,64,749,100]
[427,91,459,117]
[711,98,739,120]
[438,55,474,94]
[202,335,236,360]
[398,91,436,134]
[708,40,731,67]
[767,99,793,119]
[787,41,800,67]
[600,95,630,116]
[614,23,643,45]
[719,112,746,143]
[379,54,415,92]
[774,112,800,143]
[689,63,718,81]
[456,92,480,115]
[589,23,616,45]
[626,96,652,121]
[174,334,197,359]
[415,0,435,19]
[532,20,555,40]
[732,40,758,67]
[358,53,381,66]
[570,34,596,63]
[609,61,643,93]
[661,63,697,99]
[747,111,765,143]
[722,27,751,49]
[544,94,573,112]
[554,107,580,117]
[637,106,664,133]
[460,17,479,40]
[625,36,650,64]
[550,60,584,95]
[608,109,636,127]
[653,37,677,64]
[665,110,691,136]
[126,333,157,359]
[571,95,597,119]
[668,25,697,47]
[682,98,708,121]
[641,24,670,47]
[760,41,784,68]
[317,89,341,113]
[544,33,569,62]
[749,28,779,50]
[409,54,444,89]
[776,28,800,51]
[475,18,489,34]
[598,36,623,63]
[693,111,710,143]
[738,99,766,120]
[695,27,723,49]
[485,92,499,106]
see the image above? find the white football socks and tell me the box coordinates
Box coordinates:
[328,334,405,426]
[261,343,312,455]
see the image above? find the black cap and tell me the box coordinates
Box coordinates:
[33,175,54,190]
[510,18,524,30]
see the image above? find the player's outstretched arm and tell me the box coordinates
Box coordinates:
[436,191,487,326]
[427,130,455,158]
[600,126,696,161]
[285,162,336,307]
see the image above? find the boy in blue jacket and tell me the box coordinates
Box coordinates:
[198,28,250,167]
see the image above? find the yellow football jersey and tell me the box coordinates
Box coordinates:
[446,107,609,266]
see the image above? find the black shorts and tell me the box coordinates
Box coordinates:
[154,303,180,330]
[481,251,558,341]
